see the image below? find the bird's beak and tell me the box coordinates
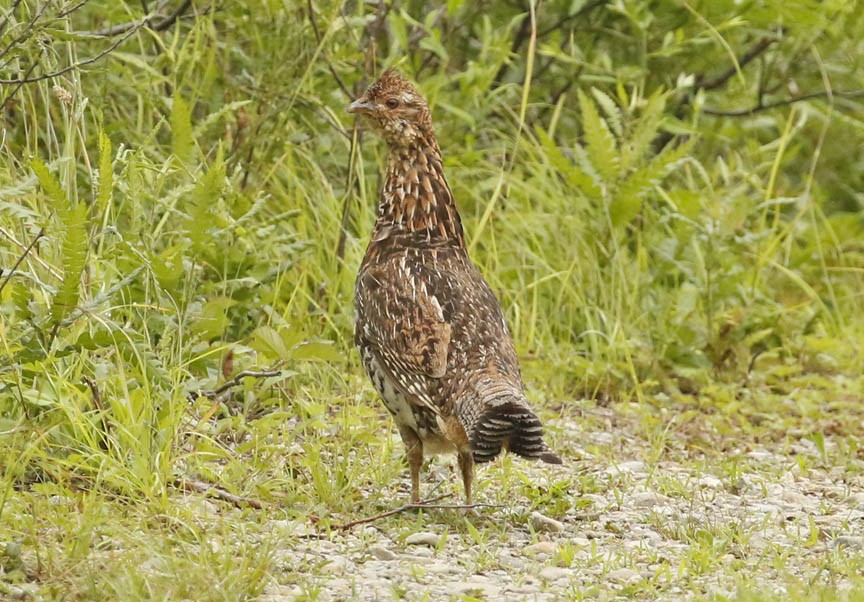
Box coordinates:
[348,98,374,114]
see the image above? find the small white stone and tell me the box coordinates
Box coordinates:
[747,450,775,461]
[580,493,608,507]
[539,566,569,581]
[752,503,781,514]
[529,511,565,533]
[779,490,811,507]
[631,492,671,508]
[446,579,497,597]
[368,545,397,561]
[698,475,724,489]
[425,561,460,574]
[321,556,349,575]
[607,461,647,476]
[498,554,526,570]
[404,532,440,546]
[608,567,641,584]
[524,541,557,556]
[831,536,864,550]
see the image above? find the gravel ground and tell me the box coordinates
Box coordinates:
[259,405,864,600]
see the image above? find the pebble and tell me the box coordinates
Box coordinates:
[321,556,349,574]
[608,567,641,584]
[699,475,724,489]
[779,490,811,507]
[539,566,570,581]
[425,561,460,574]
[404,532,440,547]
[530,511,565,533]
[752,503,781,514]
[368,545,397,561]
[632,491,671,508]
[446,578,497,597]
[748,450,775,461]
[845,493,864,509]
[498,554,526,570]
[607,461,647,476]
[581,493,608,507]
[830,536,864,550]
[524,541,557,556]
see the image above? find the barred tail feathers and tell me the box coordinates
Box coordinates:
[468,398,562,464]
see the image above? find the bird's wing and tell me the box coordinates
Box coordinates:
[356,265,452,411]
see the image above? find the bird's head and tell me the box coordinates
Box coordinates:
[348,70,435,149]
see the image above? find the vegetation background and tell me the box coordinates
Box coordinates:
[1,0,863,599]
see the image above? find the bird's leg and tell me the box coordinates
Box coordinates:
[457,449,474,505]
[399,426,424,503]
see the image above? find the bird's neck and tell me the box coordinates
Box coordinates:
[373,140,465,246]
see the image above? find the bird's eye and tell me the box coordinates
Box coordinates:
[386,98,399,109]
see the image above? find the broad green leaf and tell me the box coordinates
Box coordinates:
[250,325,289,360]
[191,297,236,340]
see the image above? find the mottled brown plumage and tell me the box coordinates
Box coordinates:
[350,70,561,504]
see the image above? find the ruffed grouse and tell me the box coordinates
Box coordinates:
[349,70,561,504]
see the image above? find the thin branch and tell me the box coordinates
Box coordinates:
[0,227,45,296]
[332,494,457,530]
[57,0,93,18]
[492,9,531,87]
[336,116,363,264]
[171,478,264,509]
[82,376,105,412]
[495,0,608,89]
[0,1,192,85]
[697,37,777,91]
[652,35,780,151]
[79,0,192,37]
[0,0,52,65]
[537,0,610,37]
[0,48,42,110]
[82,376,111,450]
[305,0,352,100]
[189,369,283,401]
[0,0,23,39]
[146,0,194,33]
[0,23,140,84]
[703,89,864,117]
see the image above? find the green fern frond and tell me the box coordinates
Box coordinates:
[570,143,605,197]
[611,139,695,226]
[97,130,113,212]
[535,128,601,198]
[31,159,89,326]
[578,88,620,183]
[591,88,623,138]
[621,91,667,173]
[187,144,227,249]
[171,92,194,164]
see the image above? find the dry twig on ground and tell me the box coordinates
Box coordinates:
[172,478,264,509]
